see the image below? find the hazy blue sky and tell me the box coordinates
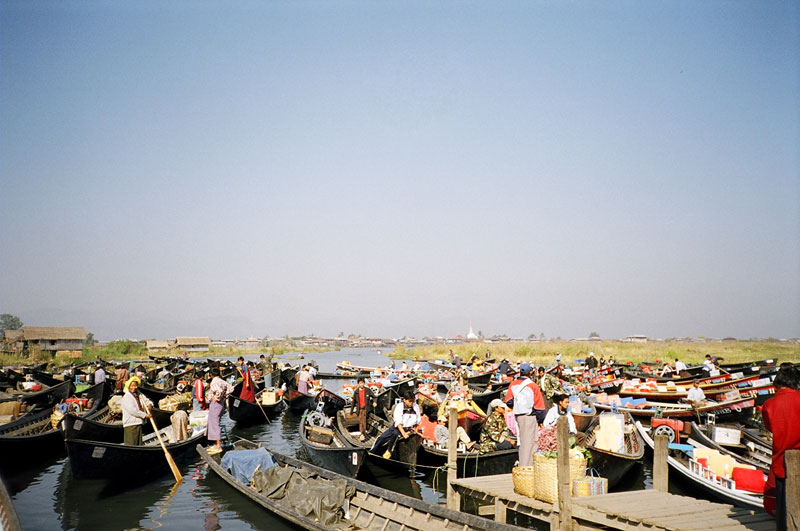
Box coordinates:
[2,1,798,341]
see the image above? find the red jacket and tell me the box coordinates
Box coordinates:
[504,377,546,411]
[762,386,800,480]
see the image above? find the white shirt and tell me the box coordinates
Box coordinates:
[121,391,153,427]
[703,359,714,371]
[543,405,577,434]
[687,387,706,402]
[675,361,687,371]
[510,378,535,415]
[392,402,421,428]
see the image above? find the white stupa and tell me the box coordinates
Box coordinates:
[466,322,479,341]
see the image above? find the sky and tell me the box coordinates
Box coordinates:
[1,1,798,341]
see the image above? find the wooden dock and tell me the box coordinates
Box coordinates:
[450,474,776,531]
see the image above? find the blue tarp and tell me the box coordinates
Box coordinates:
[220,447,277,485]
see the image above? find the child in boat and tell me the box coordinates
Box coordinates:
[434,414,475,451]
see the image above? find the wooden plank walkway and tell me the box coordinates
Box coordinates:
[450,474,775,531]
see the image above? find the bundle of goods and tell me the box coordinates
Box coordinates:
[158,392,193,412]
[108,395,124,415]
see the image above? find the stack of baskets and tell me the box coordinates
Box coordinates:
[513,452,588,502]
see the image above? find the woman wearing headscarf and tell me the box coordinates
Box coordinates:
[207,367,234,454]
[121,376,153,445]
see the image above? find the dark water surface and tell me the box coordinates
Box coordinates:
[7,348,664,530]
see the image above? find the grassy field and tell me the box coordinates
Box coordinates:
[0,342,335,367]
[391,340,800,367]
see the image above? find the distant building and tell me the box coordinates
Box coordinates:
[466,323,479,341]
[174,337,211,352]
[237,336,261,349]
[624,335,648,343]
[3,326,86,356]
[145,340,171,352]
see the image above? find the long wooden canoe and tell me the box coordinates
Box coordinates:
[198,441,522,531]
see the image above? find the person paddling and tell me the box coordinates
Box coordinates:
[121,376,153,446]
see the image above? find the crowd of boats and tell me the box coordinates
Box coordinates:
[0,352,788,529]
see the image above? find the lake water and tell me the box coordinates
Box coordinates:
[6,348,667,530]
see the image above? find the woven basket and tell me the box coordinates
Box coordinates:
[512,466,536,497]
[533,453,587,504]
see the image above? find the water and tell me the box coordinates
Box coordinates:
[5,348,670,530]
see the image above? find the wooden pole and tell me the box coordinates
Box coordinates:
[653,433,669,492]
[557,416,573,531]
[786,449,799,531]
[149,415,183,484]
[446,407,460,511]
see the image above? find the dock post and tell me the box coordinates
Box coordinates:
[556,416,573,530]
[446,407,460,511]
[786,449,799,531]
[653,434,669,492]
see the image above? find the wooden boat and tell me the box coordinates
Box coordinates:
[468,381,509,411]
[593,395,756,424]
[228,381,285,425]
[0,382,108,471]
[582,412,644,489]
[572,400,596,433]
[0,379,75,413]
[417,439,517,478]
[299,409,366,478]
[64,413,206,479]
[336,410,423,474]
[284,389,315,412]
[635,421,765,509]
[66,407,175,437]
[198,441,521,531]
[0,468,22,531]
[689,422,772,473]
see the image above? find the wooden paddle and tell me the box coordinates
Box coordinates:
[149,415,183,484]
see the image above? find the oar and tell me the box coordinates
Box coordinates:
[149,415,183,484]
[254,389,272,424]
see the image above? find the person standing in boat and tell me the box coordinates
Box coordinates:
[121,376,153,446]
[258,354,273,389]
[538,366,563,409]
[762,365,800,530]
[352,377,378,442]
[114,363,129,394]
[236,357,255,402]
[585,352,599,375]
[94,365,106,384]
[207,367,234,454]
[370,394,420,458]
[192,370,208,411]
[505,363,545,467]
[297,365,312,395]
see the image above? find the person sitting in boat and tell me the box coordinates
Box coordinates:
[543,393,587,446]
[121,376,153,446]
[674,358,687,373]
[237,357,255,402]
[435,413,475,451]
[370,394,421,458]
[497,359,512,377]
[351,377,378,442]
[685,380,706,406]
[702,355,716,375]
[607,356,615,367]
[659,362,674,377]
[477,399,515,453]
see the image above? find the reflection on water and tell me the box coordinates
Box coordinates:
[4,348,673,530]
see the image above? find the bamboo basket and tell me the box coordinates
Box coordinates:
[533,453,587,504]
[512,466,536,497]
